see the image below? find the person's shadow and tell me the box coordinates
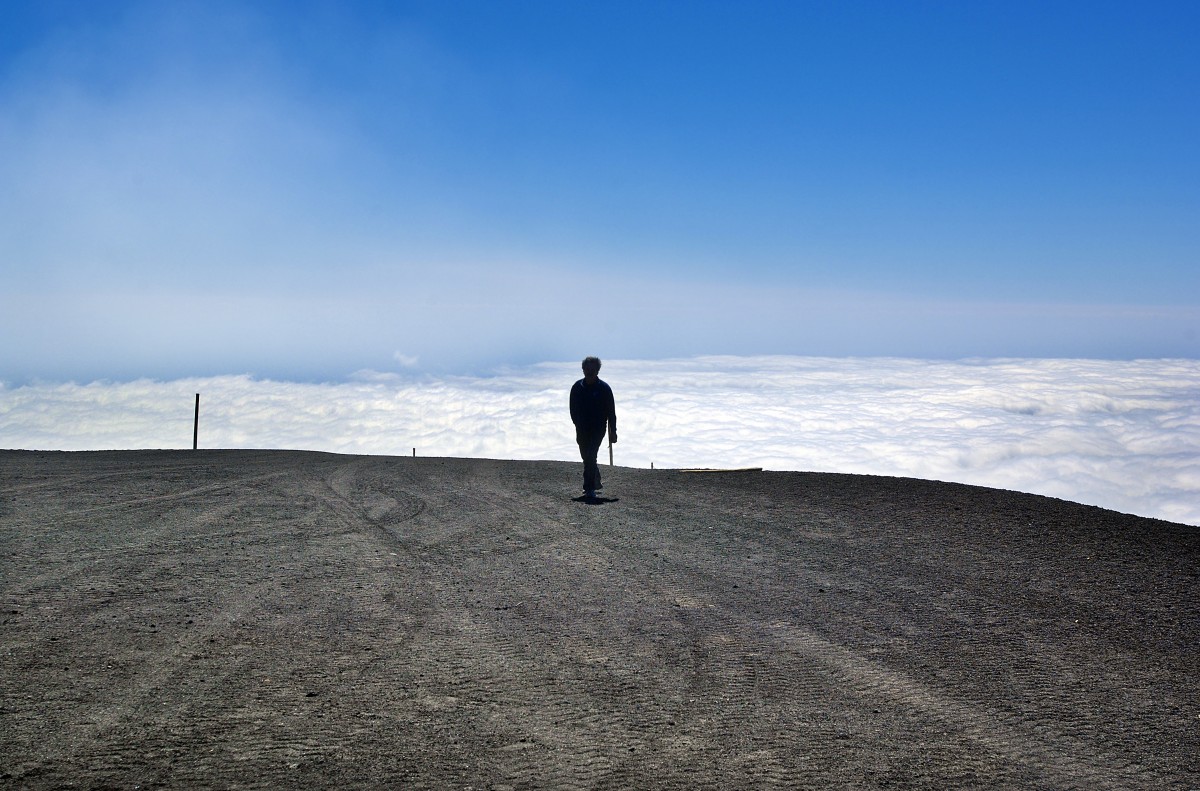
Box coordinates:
[573,495,620,505]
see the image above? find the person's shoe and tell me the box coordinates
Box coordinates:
[584,489,596,500]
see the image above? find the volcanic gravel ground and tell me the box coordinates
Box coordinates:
[0,450,1196,789]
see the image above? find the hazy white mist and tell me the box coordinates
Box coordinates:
[2,356,1197,526]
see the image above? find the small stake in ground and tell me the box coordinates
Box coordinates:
[192,394,199,450]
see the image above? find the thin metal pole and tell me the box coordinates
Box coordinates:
[608,434,613,466]
[193,394,200,450]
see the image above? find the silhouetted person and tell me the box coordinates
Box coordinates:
[570,356,617,500]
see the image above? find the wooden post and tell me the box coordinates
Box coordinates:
[412,448,416,457]
[193,393,200,450]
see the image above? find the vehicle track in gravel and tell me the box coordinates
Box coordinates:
[1,450,1196,789]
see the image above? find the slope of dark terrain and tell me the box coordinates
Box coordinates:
[1,450,1196,789]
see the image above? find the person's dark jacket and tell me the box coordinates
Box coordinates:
[570,378,616,432]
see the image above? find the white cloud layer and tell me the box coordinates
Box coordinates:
[2,356,1197,526]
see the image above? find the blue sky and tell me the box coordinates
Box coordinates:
[2,0,1198,382]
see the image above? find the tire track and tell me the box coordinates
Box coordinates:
[309,459,676,790]
[760,618,1155,790]
[559,473,1182,790]
[1,453,429,788]
[43,471,289,522]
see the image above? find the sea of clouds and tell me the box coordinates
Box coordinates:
[2,356,1197,526]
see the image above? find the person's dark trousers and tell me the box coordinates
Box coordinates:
[576,426,607,493]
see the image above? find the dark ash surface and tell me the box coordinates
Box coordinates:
[1,450,1196,789]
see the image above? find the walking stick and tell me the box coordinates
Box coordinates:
[608,433,614,466]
